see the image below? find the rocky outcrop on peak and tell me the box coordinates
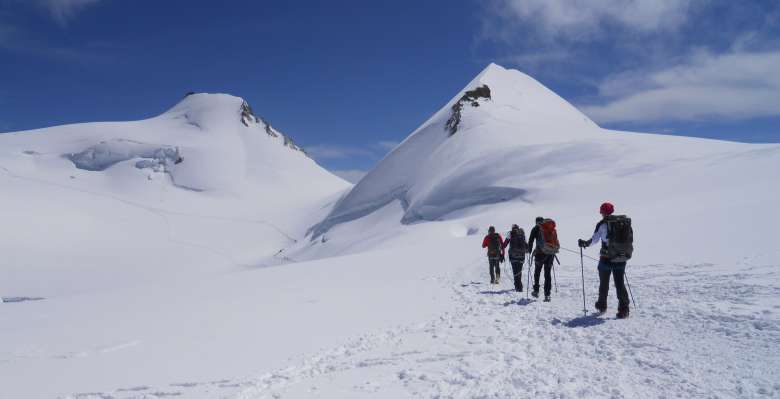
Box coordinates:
[444,84,491,136]
[239,100,308,156]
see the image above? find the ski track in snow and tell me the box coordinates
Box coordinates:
[67,256,780,399]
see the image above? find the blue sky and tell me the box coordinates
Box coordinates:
[1,0,778,181]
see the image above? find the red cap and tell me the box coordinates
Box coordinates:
[600,202,614,215]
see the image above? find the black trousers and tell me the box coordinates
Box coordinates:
[596,260,630,312]
[533,253,554,296]
[509,258,524,290]
[488,257,501,282]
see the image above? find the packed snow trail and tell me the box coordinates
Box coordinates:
[68,252,780,399]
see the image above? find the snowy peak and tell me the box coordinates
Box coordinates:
[432,63,598,143]
[0,92,345,194]
[165,92,308,156]
[309,63,601,239]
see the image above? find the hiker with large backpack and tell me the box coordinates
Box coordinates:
[482,226,505,284]
[578,202,633,319]
[503,224,528,292]
[527,217,559,301]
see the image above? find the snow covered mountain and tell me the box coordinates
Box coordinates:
[311,63,600,237]
[2,67,778,398]
[0,93,349,296]
[301,63,780,265]
[2,92,338,193]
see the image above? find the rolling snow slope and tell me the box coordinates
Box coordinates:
[0,93,349,296]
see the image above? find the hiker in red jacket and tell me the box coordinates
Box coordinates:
[482,226,505,284]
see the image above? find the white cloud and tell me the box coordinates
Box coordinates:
[331,169,367,184]
[581,50,780,123]
[489,0,691,39]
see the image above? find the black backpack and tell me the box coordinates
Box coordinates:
[508,229,527,259]
[487,233,502,258]
[605,215,633,262]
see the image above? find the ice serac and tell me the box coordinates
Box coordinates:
[311,63,600,237]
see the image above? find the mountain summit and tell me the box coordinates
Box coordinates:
[310,63,600,238]
[1,92,344,193]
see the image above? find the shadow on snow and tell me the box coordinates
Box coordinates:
[478,289,515,295]
[553,314,606,328]
[502,298,534,306]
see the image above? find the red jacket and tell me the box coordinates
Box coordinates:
[482,233,505,256]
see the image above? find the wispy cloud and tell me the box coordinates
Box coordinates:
[375,140,400,151]
[0,1,112,63]
[486,0,691,40]
[478,0,780,125]
[37,0,104,26]
[581,50,780,123]
[2,0,105,26]
[476,0,702,81]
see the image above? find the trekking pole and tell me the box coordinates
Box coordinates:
[526,255,531,300]
[552,255,560,293]
[579,247,587,316]
[625,270,638,310]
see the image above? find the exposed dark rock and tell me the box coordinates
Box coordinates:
[240,100,257,126]
[259,117,278,137]
[240,100,309,157]
[445,84,491,136]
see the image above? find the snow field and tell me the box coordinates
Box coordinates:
[60,242,780,398]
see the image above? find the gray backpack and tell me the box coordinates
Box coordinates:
[508,229,527,259]
[606,215,633,262]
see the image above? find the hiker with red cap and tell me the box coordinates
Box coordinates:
[578,202,634,319]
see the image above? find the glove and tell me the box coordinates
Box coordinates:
[578,239,591,248]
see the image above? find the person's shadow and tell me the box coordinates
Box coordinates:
[478,289,515,295]
[552,314,606,328]
[502,298,533,306]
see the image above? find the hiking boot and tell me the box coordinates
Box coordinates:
[595,303,607,313]
[531,290,539,298]
[544,295,551,302]
[616,310,629,319]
